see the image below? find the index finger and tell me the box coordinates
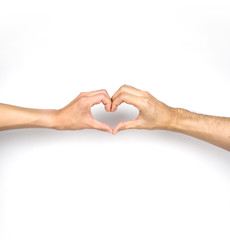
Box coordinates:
[112,85,145,101]
[78,89,110,100]
[87,93,112,112]
[111,93,141,112]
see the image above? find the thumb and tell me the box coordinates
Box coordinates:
[113,120,138,135]
[91,119,113,134]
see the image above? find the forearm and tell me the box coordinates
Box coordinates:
[0,103,58,131]
[167,108,230,151]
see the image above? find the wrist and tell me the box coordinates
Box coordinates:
[165,107,190,132]
[154,106,179,130]
[37,109,60,130]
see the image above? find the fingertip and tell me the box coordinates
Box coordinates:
[103,123,113,134]
[107,129,113,134]
[113,124,121,135]
[92,119,112,133]
[111,105,117,112]
[113,129,118,135]
[105,104,111,112]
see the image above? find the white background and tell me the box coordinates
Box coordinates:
[0,0,230,239]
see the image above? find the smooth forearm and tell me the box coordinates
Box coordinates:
[0,103,58,130]
[0,90,113,132]
[166,108,230,151]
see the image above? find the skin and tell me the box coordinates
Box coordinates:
[111,85,230,151]
[0,85,230,151]
[0,89,113,133]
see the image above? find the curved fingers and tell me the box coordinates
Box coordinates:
[90,119,113,133]
[68,89,111,109]
[112,84,146,102]
[113,120,138,134]
[87,93,112,112]
[79,89,110,99]
[111,93,141,112]
[83,93,113,133]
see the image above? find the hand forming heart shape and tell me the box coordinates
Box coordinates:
[55,85,173,134]
[92,103,139,130]
[1,84,228,151]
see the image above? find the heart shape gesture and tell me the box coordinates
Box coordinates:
[110,85,172,134]
[92,102,139,130]
[55,85,173,134]
[0,85,229,151]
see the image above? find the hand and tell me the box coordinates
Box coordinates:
[55,89,113,133]
[111,85,174,134]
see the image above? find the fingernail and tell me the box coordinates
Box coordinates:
[113,129,118,135]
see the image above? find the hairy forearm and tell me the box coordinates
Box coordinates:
[167,108,230,151]
[0,103,58,130]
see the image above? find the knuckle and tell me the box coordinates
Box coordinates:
[122,93,128,98]
[143,90,150,96]
[78,92,84,97]
[119,93,127,100]
[98,89,107,95]
[121,84,127,90]
[116,91,125,98]
[99,93,107,98]
[144,97,151,105]
[78,96,87,103]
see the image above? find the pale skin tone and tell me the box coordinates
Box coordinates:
[0,85,230,151]
[0,90,113,133]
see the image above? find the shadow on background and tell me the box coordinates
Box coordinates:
[0,109,229,176]
[92,104,138,129]
[0,126,229,156]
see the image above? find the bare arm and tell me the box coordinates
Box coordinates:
[0,89,113,133]
[0,103,57,130]
[111,85,230,151]
[167,108,230,151]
